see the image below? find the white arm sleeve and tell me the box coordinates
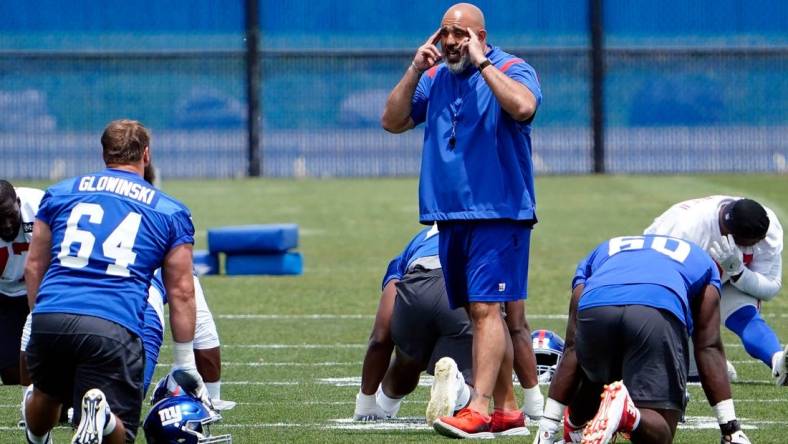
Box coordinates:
[193,276,220,350]
[731,253,782,301]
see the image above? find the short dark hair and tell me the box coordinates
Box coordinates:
[0,180,17,207]
[722,198,770,240]
[101,119,150,165]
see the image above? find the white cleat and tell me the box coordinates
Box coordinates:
[426,357,460,426]
[211,399,237,411]
[726,360,738,383]
[71,389,108,444]
[773,345,788,387]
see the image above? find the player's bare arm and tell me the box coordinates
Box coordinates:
[463,28,537,122]
[692,284,731,404]
[360,279,398,395]
[381,29,442,133]
[164,244,196,343]
[23,219,52,310]
[547,284,583,403]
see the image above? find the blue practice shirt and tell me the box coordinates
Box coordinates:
[381,225,440,289]
[412,45,542,223]
[33,168,195,338]
[573,235,721,334]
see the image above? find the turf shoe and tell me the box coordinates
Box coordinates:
[433,407,494,439]
[491,409,530,436]
[426,357,462,425]
[581,381,640,444]
[772,344,788,386]
[71,389,109,444]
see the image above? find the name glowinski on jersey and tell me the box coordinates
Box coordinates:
[78,175,157,205]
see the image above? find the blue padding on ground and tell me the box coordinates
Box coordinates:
[193,250,219,276]
[207,224,299,254]
[225,252,303,276]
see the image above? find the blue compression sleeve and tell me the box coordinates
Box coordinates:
[725,305,782,367]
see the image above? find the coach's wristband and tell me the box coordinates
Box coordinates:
[410,61,424,75]
[478,59,492,71]
[173,340,196,369]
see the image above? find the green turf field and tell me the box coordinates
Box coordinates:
[2,174,787,443]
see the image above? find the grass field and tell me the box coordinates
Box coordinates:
[2,174,787,443]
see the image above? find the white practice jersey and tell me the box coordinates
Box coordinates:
[0,187,45,297]
[645,195,783,299]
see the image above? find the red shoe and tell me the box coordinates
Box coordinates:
[433,407,494,439]
[563,408,584,443]
[491,409,529,436]
[581,381,640,444]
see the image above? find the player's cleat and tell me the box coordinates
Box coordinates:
[72,389,109,444]
[211,399,237,411]
[726,360,738,383]
[564,409,584,443]
[433,407,494,439]
[721,430,752,444]
[491,409,530,436]
[772,344,788,386]
[426,357,461,425]
[581,381,639,444]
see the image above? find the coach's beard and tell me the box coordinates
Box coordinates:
[447,54,470,74]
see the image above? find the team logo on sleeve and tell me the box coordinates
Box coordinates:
[23,222,33,233]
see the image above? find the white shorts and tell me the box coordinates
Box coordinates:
[719,283,760,323]
[193,276,220,350]
[20,312,32,352]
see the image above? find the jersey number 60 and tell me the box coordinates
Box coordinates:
[57,202,142,277]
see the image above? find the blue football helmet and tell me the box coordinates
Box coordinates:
[144,394,232,443]
[531,329,565,384]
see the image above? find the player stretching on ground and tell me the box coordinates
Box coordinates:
[535,235,750,444]
[0,182,43,386]
[23,119,202,444]
[645,196,787,385]
[382,3,542,437]
[354,225,473,424]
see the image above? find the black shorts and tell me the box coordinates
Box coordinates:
[575,305,688,412]
[390,267,473,380]
[0,294,28,372]
[26,313,145,443]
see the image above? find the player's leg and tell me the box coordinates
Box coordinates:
[504,299,543,419]
[467,301,508,413]
[192,277,233,407]
[0,294,29,385]
[71,316,144,444]
[588,305,687,443]
[720,284,783,375]
[378,346,424,417]
[24,314,76,443]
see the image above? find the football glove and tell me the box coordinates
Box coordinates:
[721,430,751,444]
[532,416,561,444]
[709,234,745,276]
[353,392,389,422]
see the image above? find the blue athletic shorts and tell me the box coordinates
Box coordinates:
[437,220,532,309]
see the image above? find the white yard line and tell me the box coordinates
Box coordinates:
[215,313,788,320]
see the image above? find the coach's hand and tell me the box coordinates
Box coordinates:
[412,29,443,72]
[710,234,745,277]
[461,28,487,67]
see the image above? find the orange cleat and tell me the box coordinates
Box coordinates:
[433,407,494,439]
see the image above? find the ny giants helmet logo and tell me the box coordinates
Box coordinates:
[158,405,183,427]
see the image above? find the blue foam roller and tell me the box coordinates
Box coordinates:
[193,250,219,276]
[207,224,299,254]
[225,252,303,276]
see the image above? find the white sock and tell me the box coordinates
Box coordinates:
[375,386,402,414]
[206,381,221,400]
[523,384,544,417]
[543,398,567,422]
[103,406,117,436]
[26,429,49,444]
[455,383,471,411]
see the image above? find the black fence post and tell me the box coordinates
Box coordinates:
[245,0,262,177]
[590,0,605,174]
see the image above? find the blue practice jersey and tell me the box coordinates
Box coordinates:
[412,46,542,223]
[33,168,195,338]
[573,235,721,333]
[382,225,440,288]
